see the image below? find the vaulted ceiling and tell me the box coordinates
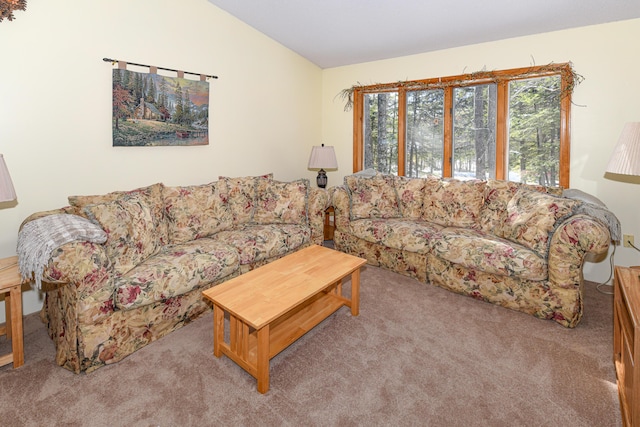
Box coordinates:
[208,0,640,68]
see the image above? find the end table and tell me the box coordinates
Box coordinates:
[0,256,25,368]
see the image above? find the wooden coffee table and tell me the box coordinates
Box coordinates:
[202,244,366,393]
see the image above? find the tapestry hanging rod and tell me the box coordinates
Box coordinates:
[102,57,218,80]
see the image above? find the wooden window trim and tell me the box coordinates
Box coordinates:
[352,63,572,188]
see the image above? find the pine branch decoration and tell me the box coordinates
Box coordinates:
[0,0,27,23]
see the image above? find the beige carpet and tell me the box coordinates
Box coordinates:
[0,265,621,426]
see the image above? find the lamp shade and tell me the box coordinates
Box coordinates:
[606,122,640,176]
[0,154,17,203]
[308,145,338,170]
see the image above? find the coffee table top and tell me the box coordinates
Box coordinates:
[202,245,366,329]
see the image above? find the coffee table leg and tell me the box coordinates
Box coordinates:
[213,304,224,357]
[256,324,270,394]
[351,268,360,316]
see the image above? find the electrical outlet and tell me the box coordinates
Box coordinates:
[624,234,635,248]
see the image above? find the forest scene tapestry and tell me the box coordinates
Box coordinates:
[112,69,209,146]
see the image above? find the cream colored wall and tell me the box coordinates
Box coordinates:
[0,0,322,317]
[322,18,640,285]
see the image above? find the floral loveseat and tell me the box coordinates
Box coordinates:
[330,174,611,327]
[20,175,328,373]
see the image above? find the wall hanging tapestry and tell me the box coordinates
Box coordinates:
[112,68,210,147]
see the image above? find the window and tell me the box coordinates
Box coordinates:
[352,64,575,188]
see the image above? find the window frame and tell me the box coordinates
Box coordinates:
[352,63,574,188]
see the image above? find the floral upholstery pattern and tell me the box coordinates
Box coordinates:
[349,218,442,253]
[114,239,239,310]
[22,176,327,373]
[83,194,164,274]
[422,178,485,228]
[331,175,611,327]
[211,224,310,265]
[503,188,580,257]
[479,179,563,238]
[345,174,401,220]
[69,182,169,246]
[393,175,427,219]
[253,179,309,225]
[163,182,232,244]
[431,227,547,281]
[219,174,272,226]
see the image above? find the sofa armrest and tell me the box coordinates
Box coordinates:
[548,214,611,289]
[308,187,330,245]
[330,186,350,231]
[21,210,116,322]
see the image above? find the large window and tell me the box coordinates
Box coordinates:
[352,64,574,188]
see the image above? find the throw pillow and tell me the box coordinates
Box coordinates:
[84,194,163,274]
[503,188,581,256]
[163,182,233,244]
[344,174,400,221]
[218,174,273,226]
[422,178,485,228]
[253,179,309,225]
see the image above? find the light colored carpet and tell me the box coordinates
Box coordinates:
[0,265,621,426]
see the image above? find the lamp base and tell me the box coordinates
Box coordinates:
[316,169,328,188]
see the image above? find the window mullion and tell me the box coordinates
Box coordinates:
[443,87,453,177]
[398,90,407,176]
[353,89,363,173]
[495,81,508,180]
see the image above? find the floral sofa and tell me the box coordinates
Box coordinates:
[330,174,611,327]
[20,175,329,373]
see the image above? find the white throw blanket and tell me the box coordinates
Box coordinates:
[17,214,107,289]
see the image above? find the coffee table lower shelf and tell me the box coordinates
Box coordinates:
[213,283,352,393]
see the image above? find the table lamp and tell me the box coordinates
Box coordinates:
[0,154,17,272]
[308,144,338,188]
[606,122,640,176]
[0,154,16,204]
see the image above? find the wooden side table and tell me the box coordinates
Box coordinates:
[0,256,25,368]
[613,265,640,426]
[324,206,335,241]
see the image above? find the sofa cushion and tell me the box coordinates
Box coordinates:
[503,189,580,257]
[431,227,547,281]
[113,239,239,310]
[163,182,232,244]
[344,174,400,220]
[479,180,565,238]
[393,175,426,219]
[253,179,309,225]
[219,174,273,226]
[422,178,485,228]
[349,218,443,253]
[69,182,169,246]
[84,194,164,274]
[209,224,310,265]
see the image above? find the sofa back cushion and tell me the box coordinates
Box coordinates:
[393,175,426,219]
[253,178,309,225]
[69,182,169,246]
[344,174,401,220]
[163,182,233,244]
[422,178,485,228]
[502,188,580,257]
[84,193,164,274]
[219,174,272,226]
[479,179,564,238]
